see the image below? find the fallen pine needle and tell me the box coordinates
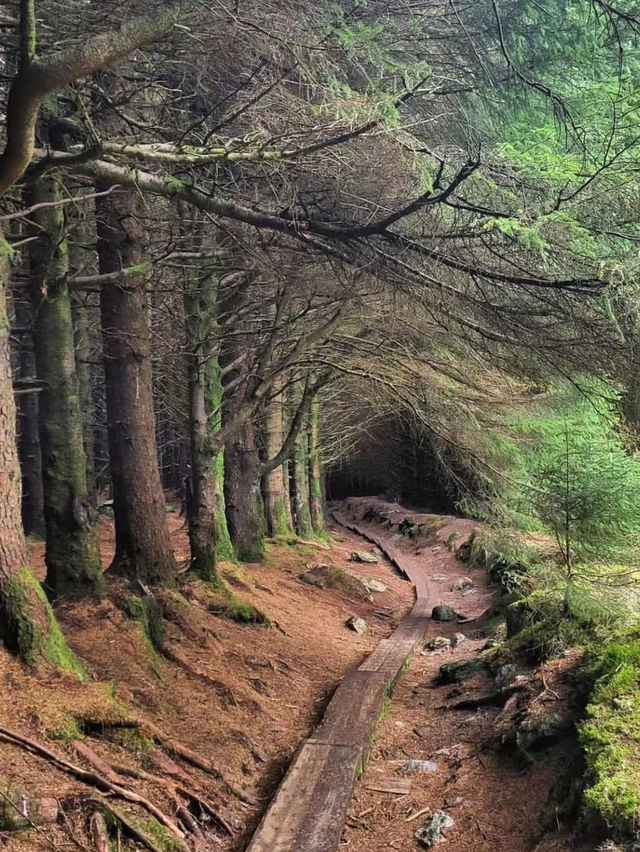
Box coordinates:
[406,805,431,822]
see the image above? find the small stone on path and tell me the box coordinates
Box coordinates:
[432,604,456,622]
[451,576,474,591]
[415,811,455,848]
[350,551,379,564]
[402,759,438,773]
[364,578,387,593]
[424,636,451,651]
[451,632,466,646]
[346,616,368,634]
[432,574,448,582]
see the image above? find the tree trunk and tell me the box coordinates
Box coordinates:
[224,418,265,561]
[0,242,79,670]
[69,200,98,505]
[262,380,293,537]
[308,397,325,535]
[96,185,176,586]
[184,255,231,580]
[28,175,102,599]
[14,294,44,537]
[219,279,264,562]
[292,410,313,538]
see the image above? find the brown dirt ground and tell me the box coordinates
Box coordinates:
[1,499,594,852]
[336,498,593,852]
[2,506,414,851]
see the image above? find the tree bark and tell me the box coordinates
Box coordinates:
[14,294,44,537]
[219,280,265,562]
[183,251,233,579]
[0,241,79,669]
[308,396,325,535]
[292,405,313,538]
[96,185,176,586]
[262,379,293,537]
[28,174,102,599]
[223,418,265,562]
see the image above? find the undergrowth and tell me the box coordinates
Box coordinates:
[580,630,640,837]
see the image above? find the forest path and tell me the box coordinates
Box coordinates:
[246,498,482,852]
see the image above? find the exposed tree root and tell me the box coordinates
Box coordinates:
[0,726,188,849]
[112,761,235,835]
[445,684,528,710]
[89,810,109,852]
[140,720,259,806]
[87,797,166,852]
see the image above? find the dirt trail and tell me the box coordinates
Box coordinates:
[331,498,581,852]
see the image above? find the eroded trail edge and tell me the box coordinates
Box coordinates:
[246,504,434,852]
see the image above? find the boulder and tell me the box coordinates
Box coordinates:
[432,604,456,622]
[451,577,474,592]
[425,636,451,651]
[415,811,455,848]
[349,551,379,564]
[364,578,387,593]
[0,786,58,830]
[516,712,571,752]
[438,657,486,684]
[298,571,325,589]
[346,616,368,635]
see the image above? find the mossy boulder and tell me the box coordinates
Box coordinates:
[432,604,456,622]
[438,657,487,684]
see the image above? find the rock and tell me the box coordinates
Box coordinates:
[0,787,58,830]
[482,638,501,650]
[451,576,474,592]
[438,657,486,684]
[364,578,387,593]
[444,796,464,808]
[425,636,451,651]
[451,633,466,647]
[402,759,438,773]
[298,571,325,588]
[415,810,455,848]
[432,604,456,622]
[346,616,368,635]
[516,712,571,752]
[432,574,448,582]
[494,663,518,689]
[349,551,379,564]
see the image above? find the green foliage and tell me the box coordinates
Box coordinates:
[581,629,640,834]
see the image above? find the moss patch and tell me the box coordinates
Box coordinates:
[206,581,270,625]
[5,566,83,676]
[581,632,640,836]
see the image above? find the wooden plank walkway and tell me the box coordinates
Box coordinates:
[246,511,432,852]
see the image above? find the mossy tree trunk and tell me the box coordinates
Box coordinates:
[28,174,102,599]
[224,419,265,561]
[0,244,79,670]
[262,379,293,537]
[308,397,325,535]
[14,293,44,537]
[69,201,97,505]
[183,245,234,579]
[219,279,265,562]
[292,405,313,538]
[96,185,176,586]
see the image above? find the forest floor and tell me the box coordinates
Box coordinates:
[0,500,593,851]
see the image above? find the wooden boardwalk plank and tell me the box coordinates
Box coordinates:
[246,510,433,852]
[246,742,362,852]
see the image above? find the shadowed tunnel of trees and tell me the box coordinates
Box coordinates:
[326,419,460,514]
